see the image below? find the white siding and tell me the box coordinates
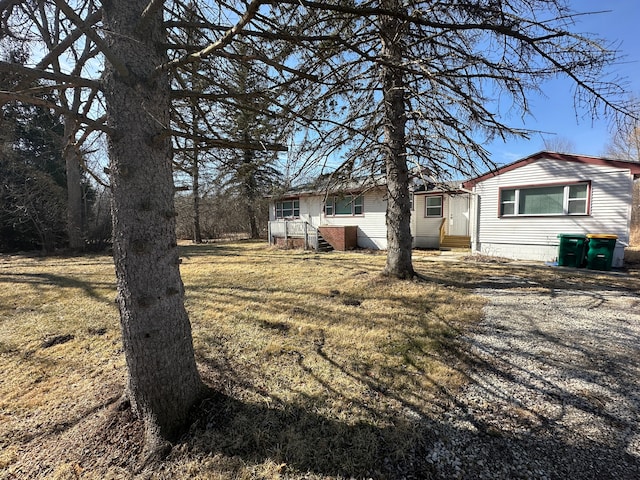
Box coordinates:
[472,158,634,267]
[273,188,388,249]
[413,194,444,248]
[319,189,388,249]
[299,196,323,227]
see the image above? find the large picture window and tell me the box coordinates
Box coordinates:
[425,196,443,217]
[324,195,363,216]
[500,183,589,216]
[275,199,300,219]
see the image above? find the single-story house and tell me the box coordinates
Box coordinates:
[268,175,390,251]
[463,151,640,267]
[268,151,640,267]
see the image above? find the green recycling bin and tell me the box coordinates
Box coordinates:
[557,234,587,267]
[585,234,617,271]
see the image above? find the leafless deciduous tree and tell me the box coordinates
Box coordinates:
[541,136,577,155]
[605,98,640,162]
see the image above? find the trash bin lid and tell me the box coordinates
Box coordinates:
[557,233,587,238]
[586,234,618,239]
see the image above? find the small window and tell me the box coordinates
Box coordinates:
[324,195,363,216]
[353,196,363,215]
[425,196,443,217]
[567,184,588,214]
[275,199,299,219]
[500,189,516,216]
[324,200,334,216]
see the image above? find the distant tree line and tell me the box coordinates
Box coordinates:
[174,190,270,240]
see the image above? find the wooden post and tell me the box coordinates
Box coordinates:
[284,220,288,248]
[304,222,308,249]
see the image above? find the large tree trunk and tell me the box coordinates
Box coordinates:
[380,2,414,279]
[102,0,206,449]
[63,120,84,250]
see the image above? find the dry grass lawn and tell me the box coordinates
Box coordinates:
[1,241,638,479]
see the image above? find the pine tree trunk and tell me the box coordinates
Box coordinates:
[380,2,414,279]
[102,0,206,449]
[247,198,259,239]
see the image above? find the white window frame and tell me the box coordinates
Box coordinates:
[499,182,590,217]
[324,195,364,216]
[425,195,443,218]
[275,198,300,219]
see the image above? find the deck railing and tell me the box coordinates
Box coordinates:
[439,218,446,245]
[268,220,319,250]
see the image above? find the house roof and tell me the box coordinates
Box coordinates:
[412,180,465,195]
[270,173,387,199]
[268,170,442,198]
[462,151,640,188]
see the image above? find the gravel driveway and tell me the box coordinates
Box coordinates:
[425,278,640,479]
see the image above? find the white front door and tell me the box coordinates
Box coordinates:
[448,194,470,236]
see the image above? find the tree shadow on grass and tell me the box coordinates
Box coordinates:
[0,271,113,302]
[174,327,640,480]
[182,391,432,479]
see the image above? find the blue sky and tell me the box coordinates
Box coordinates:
[485,0,640,166]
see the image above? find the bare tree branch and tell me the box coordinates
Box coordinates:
[36,10,102,70]
[52,0,130,78]
[0,61,100,89]
[158,0,264,73]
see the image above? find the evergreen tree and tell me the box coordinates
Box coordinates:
[264,0,633,277]
[215,56,285,239]
[0,67,67,252]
